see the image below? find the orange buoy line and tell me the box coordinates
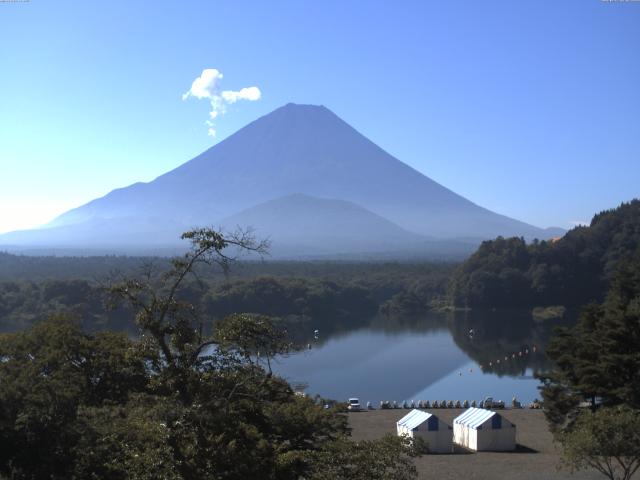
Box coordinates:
[444,345,541,377]
[477,345,540,370]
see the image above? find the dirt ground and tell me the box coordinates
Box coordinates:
[348,409,609,480]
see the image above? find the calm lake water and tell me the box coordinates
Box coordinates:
[273,310,567,405]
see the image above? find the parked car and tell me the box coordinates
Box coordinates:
[347,398,362,411]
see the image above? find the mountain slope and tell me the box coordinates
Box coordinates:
[218,193,425,256]
[0,216,189,252]
[1,103,561,254]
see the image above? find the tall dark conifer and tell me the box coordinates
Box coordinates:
[540,248,640,431]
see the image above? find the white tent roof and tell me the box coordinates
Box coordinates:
[397,409,432,430]
[454,408,497,429]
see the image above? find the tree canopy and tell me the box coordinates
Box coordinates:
[558,406,640,480]
[449,200,640,308]
[0,260,453,333]
[538,245,640,480]
[539,248,640,430]
[0,228,421,480]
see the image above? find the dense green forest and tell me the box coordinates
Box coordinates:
[0,230,422,480]
[0,252,452,283]
[449,200,640,308]
[541,246,640,426]
[536,246,640,479]
[4,200,639,329]
[0,261,454,333]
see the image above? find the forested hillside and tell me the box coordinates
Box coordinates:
[448,200,640,308]
[0,262,453,333]
[540,246,640,428]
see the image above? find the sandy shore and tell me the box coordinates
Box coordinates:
[348,409,607,480]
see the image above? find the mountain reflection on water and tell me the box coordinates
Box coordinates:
[273,310,574,405]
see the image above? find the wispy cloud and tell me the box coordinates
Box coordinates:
[183,69,261,137]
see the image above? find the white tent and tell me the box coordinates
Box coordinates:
[453,407,516,451]
[396,409,453,453]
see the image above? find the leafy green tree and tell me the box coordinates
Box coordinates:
[0,315,149,479]
[559,406,640,480]
[308,434,421,480]
[213,312,293,374]
[105,228,421,479]
[539,249,640,480]
[0,228,422,479]
[540,249,640,431]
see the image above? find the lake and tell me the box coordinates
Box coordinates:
[273,310,568,406]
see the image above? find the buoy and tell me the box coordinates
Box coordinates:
[533,345,537,352]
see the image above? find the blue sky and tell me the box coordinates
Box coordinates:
[1,0,638,233]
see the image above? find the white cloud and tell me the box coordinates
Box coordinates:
[182,68,224,100]
[221,86,261,103]
[205,120,217,137]
[183,69,261,137]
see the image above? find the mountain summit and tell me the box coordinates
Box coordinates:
[1,103,561,256]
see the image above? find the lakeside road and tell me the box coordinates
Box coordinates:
[348,409,606,480]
